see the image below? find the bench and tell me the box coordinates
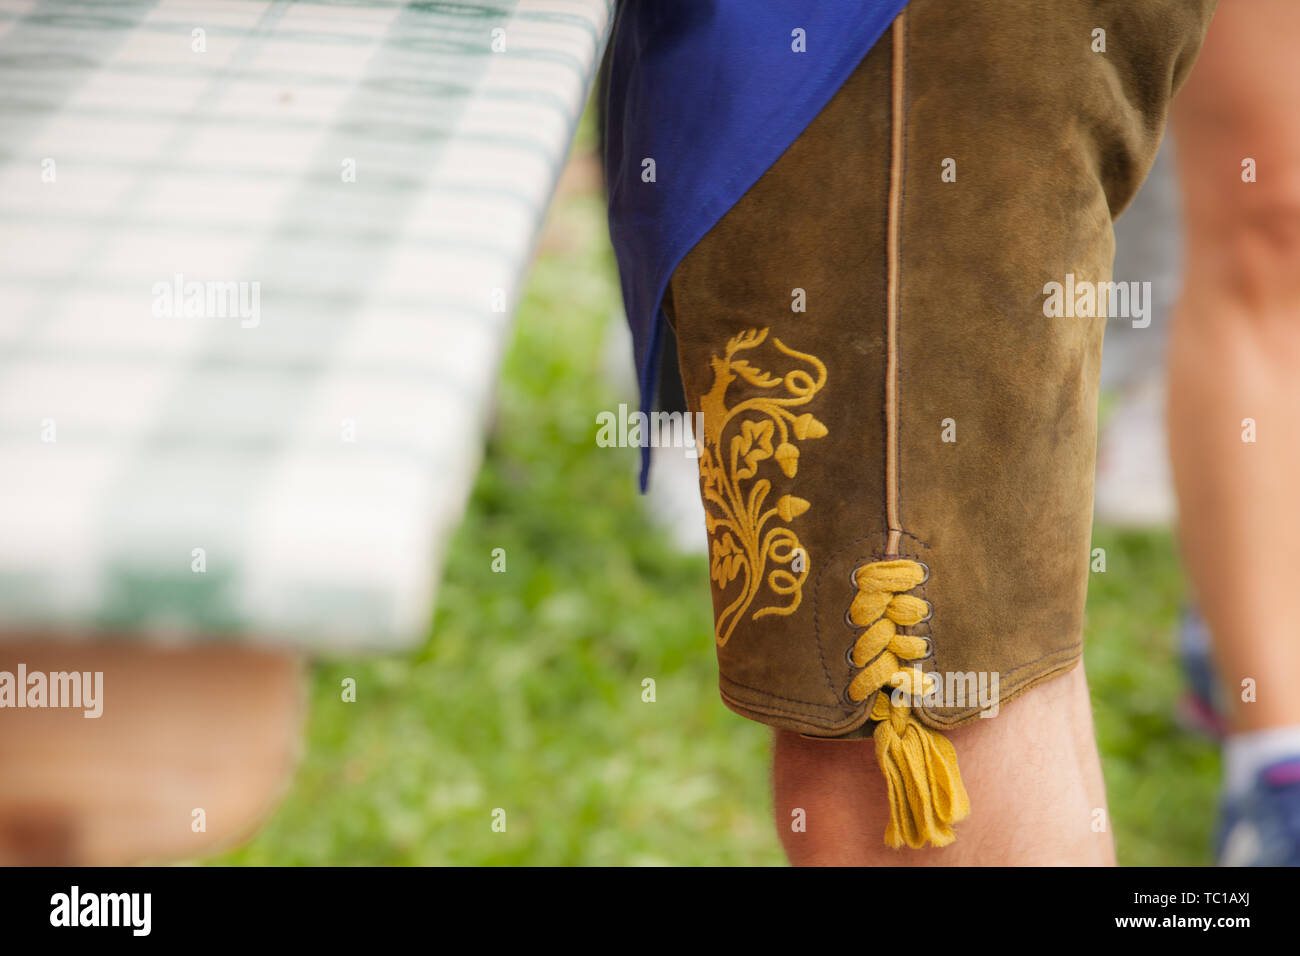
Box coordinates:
[0,0,615,652]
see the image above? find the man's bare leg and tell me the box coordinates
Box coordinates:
[773,665,1113,865]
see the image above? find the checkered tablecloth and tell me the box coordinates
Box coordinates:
[0,0,613,650]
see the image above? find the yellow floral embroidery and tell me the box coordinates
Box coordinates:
[698,328,828,646]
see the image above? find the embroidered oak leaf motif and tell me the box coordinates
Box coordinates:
[710,532,744,588]
[697,328,828,646]
[735,419,774,479]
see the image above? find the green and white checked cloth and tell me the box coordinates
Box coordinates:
[0,0,613,650]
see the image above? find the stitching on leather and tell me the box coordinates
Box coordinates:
[921,652,1082,726]
[719,674,851,713]
[720,694,867,734]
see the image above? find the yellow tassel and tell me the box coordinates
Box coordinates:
[849,558,971,849]
[870,693,970,848]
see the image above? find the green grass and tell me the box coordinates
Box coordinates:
[1086,527,1221,865]
[214,138,1221,867]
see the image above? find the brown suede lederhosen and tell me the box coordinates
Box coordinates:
[662,0,1218,846]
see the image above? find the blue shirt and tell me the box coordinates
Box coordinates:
[603,1,910,489]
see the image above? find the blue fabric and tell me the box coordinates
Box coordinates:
[603,1,910,489]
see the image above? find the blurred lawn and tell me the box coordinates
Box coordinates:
[215,128,1221,867]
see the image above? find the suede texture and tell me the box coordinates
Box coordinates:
[664,0,1217,738]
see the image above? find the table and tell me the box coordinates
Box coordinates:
[0,0,614,651]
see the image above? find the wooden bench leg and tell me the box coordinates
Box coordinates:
[0,642,305,865]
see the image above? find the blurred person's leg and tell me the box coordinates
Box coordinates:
[0,642,304,865]
[1169,0,1300,862]
[1171,0,1300,736]
[664,0,1214,860]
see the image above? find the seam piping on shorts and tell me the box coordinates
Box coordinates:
[884,11,907,557]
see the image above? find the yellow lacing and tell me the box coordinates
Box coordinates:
[848,559,970,849]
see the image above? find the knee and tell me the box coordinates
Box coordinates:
[1186,187,1300,322]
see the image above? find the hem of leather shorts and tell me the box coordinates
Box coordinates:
[718,676,873,738]
[914,645,1083,730]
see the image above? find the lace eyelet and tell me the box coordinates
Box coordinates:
[842,683,871,708]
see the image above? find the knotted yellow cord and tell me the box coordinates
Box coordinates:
[847,559,970,848]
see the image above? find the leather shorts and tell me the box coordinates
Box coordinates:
[663,0,1217,741]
